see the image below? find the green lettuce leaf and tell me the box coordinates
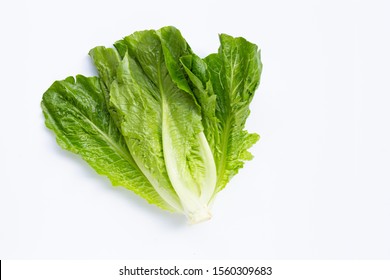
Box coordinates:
[41,75,172,210]
[182,35,262,192]
[111,29,217,223]
[206,34,262,191]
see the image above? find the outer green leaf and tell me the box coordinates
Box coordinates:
[41,75,171,210]
[204,34,262,192]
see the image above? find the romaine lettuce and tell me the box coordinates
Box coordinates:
[42,26,262,223]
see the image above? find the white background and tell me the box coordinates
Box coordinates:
[1,0,389,259]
